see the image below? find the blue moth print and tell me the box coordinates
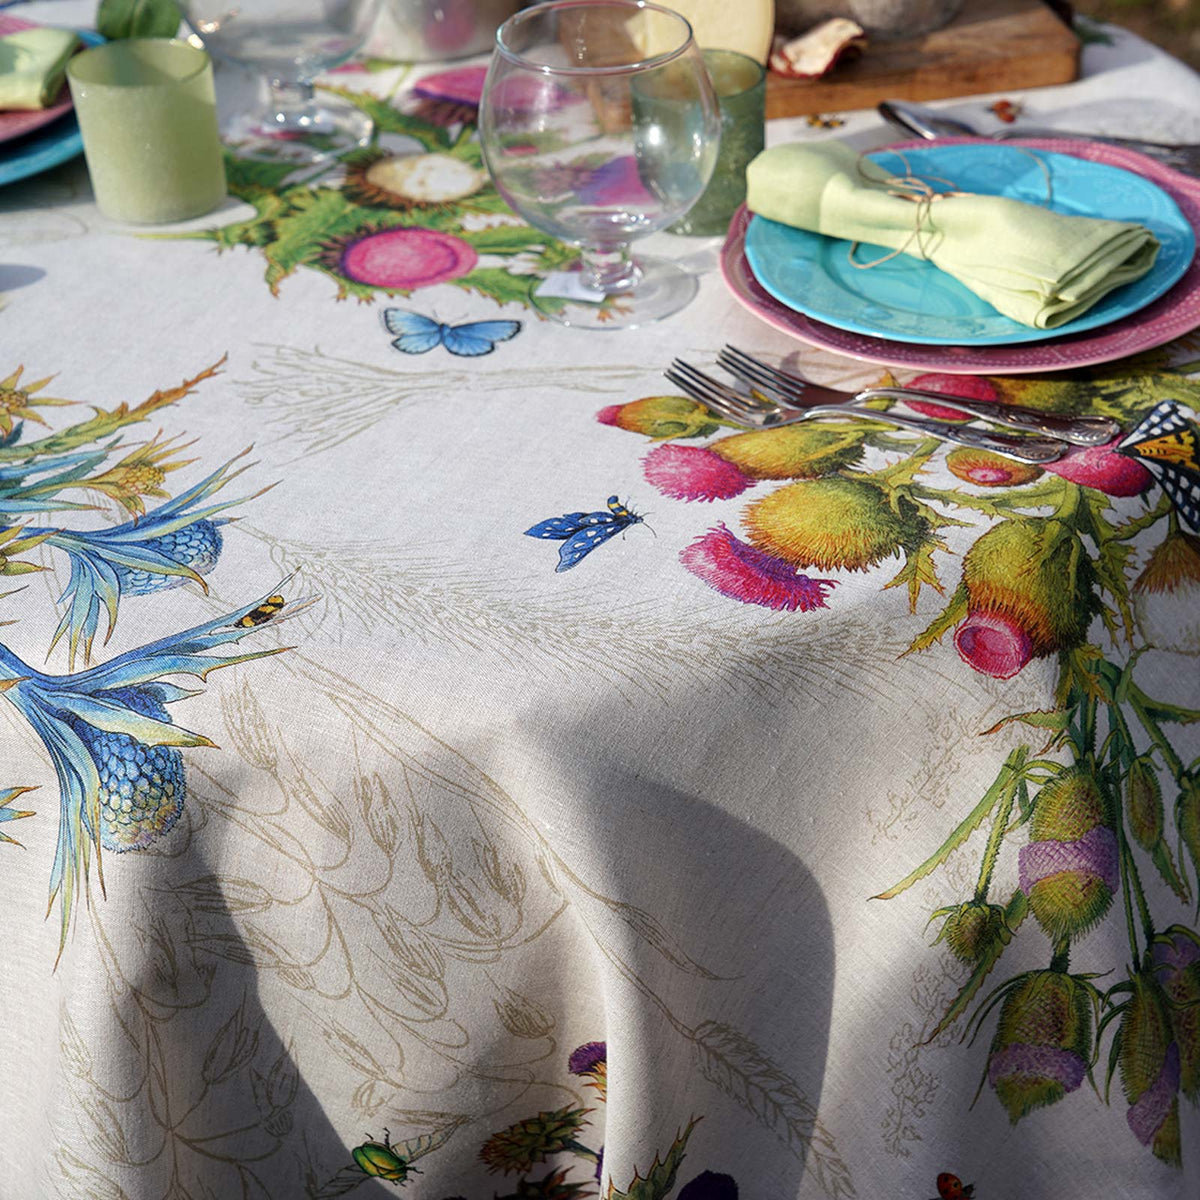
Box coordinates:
[525,495,646,572]
[0,582,315,957]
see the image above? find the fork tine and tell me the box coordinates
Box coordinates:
[666,363,770,425]
[672,356,778,415]
[664,369,749,424]
[719,346,809,404]
[668,359,759,413]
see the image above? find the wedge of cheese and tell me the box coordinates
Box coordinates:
[628,0,775,65]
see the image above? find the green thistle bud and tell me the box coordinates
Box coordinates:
[1021,769,1117,942]
[1031,768,1109,843]
[934,901,1009,965]
[745,476,928,572]
[711,424,865,480]
[605,396,719,440]
[960,519,1097,660]
[1125,756,1164,851]
[1177,775,1200,888]
[1152,929,1200,1102]
[1119,974,1181,1166]
[987,971,1092,1122]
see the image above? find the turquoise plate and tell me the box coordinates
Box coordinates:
[0,29,105,189]
[743,144,1196,346]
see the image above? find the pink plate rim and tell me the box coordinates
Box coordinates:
[720,136,1200,375]
[0,15,75,147]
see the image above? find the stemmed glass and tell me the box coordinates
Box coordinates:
[183,0,381,164]
[479,0,721,329]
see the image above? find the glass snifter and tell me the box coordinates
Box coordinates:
[479,0,721,329]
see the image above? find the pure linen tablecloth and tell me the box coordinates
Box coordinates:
[3,4,1200,1197]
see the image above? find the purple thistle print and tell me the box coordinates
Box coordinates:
[568,1041,606,1076]
[681,524,837,612]
[988,1044,1087,1094]
[1127,1043,1181,1145]
[1018,825,1120,894]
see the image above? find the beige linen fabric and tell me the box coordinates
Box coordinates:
[2,5,1200,1198]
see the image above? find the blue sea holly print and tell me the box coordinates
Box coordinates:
[0,357,313,960]
[1,582,314,956]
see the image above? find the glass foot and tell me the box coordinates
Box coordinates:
[223,88,373,164]
[532,256,699,331]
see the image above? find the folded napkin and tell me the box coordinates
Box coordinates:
[0,28,79,111]
[745,140,1161,329]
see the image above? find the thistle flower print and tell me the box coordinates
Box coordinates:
[597,396,720,441]
[955,519,1097,679]
[0,582,313,956]
[933,900,1010,965]
[680,524,837,612]
[1152,928,1200,1100]
[1118,975,1181,1165]
[478,1106,590,1174]
[643,445,754,502]
[1019,769,1117,942]
[0,365,73,438]
[987,971,1093,1122]
[567,1041,607,1101]
[1133,530,1200,655]
[33,450,266,666]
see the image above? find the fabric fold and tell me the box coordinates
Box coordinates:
[744,139,1161,329]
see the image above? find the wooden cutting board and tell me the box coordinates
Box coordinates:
[766,0,1080,119]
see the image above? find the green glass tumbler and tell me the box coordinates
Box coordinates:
[669,48,765,237]
[66,39,226,224]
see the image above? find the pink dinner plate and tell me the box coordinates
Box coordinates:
[0,15,77,146]
[720,136,1200,374]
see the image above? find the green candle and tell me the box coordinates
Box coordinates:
[669,48,765,237]
[66,39,226,224]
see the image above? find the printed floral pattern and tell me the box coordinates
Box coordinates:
[170,76,584,310]
[0,360,309,955]
[601,362,1200,1166]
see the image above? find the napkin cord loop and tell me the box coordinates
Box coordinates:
[846,148,1054,270]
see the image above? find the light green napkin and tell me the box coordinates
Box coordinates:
[745,140,1161,329]
[0,28,79,111]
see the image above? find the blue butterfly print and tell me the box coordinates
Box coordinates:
[382,309,522,357]
[525,495,645,572]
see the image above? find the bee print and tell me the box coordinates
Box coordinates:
[930,1174,975,1200]
[989,99,1023,123]
[805,112,845,129]
[237,594,286,627]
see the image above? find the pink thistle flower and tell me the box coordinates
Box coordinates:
[643,444,754,502]
[412,65,487,109]
[1043,438,1153,496]
[334,227,478,290]
[954,611,1033,679]
[902,372,997,421]
[596,405,622,426]
[681,524,836,612]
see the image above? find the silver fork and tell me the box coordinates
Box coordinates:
[665,359,1070,464]
[719,345,1120,447]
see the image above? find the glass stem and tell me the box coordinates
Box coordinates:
[266,79,315,129]
[579,245,642,294]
